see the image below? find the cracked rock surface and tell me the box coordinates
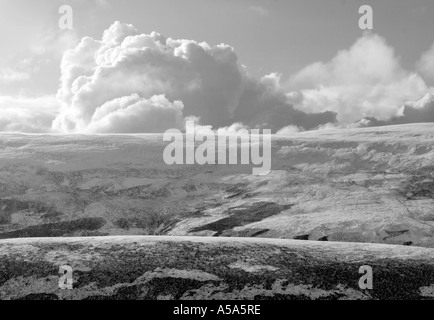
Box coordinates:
[1,236,434,300]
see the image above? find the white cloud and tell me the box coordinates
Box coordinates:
[54,21,333,133]
[4,23,434,134]
[216,122,250,135]
[0,68,30,82]
[286,34,430,124]
[276,125,303,135]
[0,95,59,132]
[249,6,269,16]
[54,22,242,132]
[358,92,434,126]
[83,94,184,133]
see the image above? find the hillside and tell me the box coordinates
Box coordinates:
[0,123,432,247]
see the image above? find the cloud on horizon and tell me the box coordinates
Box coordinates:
[1,23,434,133]
[52,21,335,133]
[358,93,434,127]
[0,95,59,132]
[286,33,432,125]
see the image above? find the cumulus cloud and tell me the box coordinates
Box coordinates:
[83,94,184,133]
[4,22,434,134]
[54,22,241,132]
[286,33,430,124]
[53,21,335,133]
[215,122,250,134]
[276,125,303,135]
[359,92,434,127]
[230,73,337,132]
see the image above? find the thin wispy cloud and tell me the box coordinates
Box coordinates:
[249,5,269,16]
[0,69,30,82]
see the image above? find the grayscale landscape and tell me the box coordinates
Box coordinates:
[1,236,434,300]
[1,0,434,303]
[0,123,433,299]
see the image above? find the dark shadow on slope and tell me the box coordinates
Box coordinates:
[0,199,64,225]
[0,217,106,239]
[190,201,293,236]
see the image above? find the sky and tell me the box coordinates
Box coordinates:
[0,0,434,133]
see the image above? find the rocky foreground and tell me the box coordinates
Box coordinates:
[1,236,434,300]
